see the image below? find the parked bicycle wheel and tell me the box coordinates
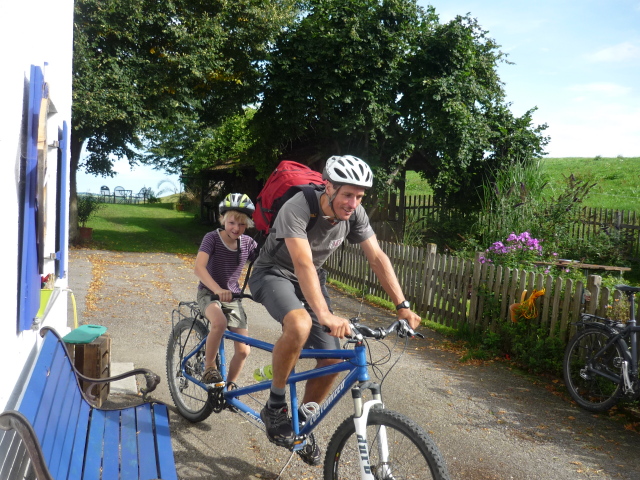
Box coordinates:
[563,328,624,412]
[324,407,449,480]
[166,318,215,422]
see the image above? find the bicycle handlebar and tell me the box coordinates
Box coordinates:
[351,319,424,340]
[322,319,424,340]
[207,293,254,301]
[206,294,420,339]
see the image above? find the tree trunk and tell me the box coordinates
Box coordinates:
[69,133,83,245]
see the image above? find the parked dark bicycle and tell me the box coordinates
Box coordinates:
[563,284,640,412]
[166,295,450,479]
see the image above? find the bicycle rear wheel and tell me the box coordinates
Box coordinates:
[166,318,215,422]
[563,328,624,412]
[324,407,449,480]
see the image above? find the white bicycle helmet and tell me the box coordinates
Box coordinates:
[219,193,255,216]
[322,155,373,188]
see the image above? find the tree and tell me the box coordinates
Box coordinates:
[248,0,548,207]
[249,0,425,175]
[70,0,297,241]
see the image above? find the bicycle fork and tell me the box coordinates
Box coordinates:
[351,382,390,480]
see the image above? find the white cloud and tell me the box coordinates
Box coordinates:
[567,82,632,97]
[586,41,640,62]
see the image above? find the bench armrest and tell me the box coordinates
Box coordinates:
[41,327,161,403]
[78,369,161,402]
[0,411,54,480]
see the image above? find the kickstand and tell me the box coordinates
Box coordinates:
[275,450,296,479]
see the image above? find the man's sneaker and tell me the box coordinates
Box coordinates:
[260,405,296,447]
[297,432,322,466]
[201,366,223,384]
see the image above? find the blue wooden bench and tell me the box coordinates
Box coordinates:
[0,327,178,480]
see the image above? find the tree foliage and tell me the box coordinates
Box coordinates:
[72,0,550,238]
[248,0,549,206]
[70,0,298,239]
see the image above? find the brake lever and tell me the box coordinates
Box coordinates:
[397,319,424,339]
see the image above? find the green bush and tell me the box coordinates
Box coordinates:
[77,195,104,228]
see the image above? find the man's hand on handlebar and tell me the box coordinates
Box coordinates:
[397,308,421,330]
[319,313,352,338]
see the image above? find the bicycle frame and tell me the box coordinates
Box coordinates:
[181,328,375,433]
[586,323,640,390]
[579,290,640,392]
[178,325,387,478]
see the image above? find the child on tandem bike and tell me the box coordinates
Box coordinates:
[194,193,258,386]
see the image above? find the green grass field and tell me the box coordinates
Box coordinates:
[86,202,211,254]
[543,156,640,211]
[84,156,638,253]
[405,156,640,212]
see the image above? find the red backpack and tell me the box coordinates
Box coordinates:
[253,160,325,236]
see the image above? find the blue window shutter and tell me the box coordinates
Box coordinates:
[56,121,69,279]
[18,65,44,331]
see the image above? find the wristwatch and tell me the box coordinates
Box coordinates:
[395,300,410,311]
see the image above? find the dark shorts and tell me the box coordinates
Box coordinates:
[248,267,340,351]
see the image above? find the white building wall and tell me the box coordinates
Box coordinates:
[0,0,74,410]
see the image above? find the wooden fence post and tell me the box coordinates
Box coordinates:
[468,253,483,331]
[419,243,437,316]
[585,275,602,315]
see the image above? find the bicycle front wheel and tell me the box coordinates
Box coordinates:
[324,407,449,480]
[166,318,215,422]
[563,328,624,412]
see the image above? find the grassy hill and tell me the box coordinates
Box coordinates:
[405,156,640,212]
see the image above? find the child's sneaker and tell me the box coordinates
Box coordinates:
[202,366,223,384]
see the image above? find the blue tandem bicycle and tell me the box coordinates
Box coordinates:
[166,295,449,480]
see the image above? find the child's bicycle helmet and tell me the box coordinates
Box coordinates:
[219,193,255,215]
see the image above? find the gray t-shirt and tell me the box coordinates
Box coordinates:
[253,190,374,279]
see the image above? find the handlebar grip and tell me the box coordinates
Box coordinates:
[208,293,253,301]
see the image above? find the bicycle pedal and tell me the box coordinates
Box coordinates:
[290,437,307,452]
[207,381,225,389]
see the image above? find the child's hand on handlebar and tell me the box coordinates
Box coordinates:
[213,288,233,303]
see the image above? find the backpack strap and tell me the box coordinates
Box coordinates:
[299,184,322,233]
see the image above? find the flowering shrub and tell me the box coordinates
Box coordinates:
[606,295,630,322]
[479,231,558,270]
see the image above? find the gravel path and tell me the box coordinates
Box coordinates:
[68,249,640,479]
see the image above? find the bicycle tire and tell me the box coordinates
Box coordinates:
[166,318,215,422]
[324,407,450,480]
[563,328,624,412]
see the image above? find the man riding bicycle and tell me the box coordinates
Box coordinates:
[248,155,421,465]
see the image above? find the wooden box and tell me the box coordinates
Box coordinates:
[65,334,111,407]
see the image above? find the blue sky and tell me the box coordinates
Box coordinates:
[77,158,180,195]
[422,0,640,158]
[78,0,640,193]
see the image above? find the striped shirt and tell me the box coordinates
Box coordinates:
[198,230,258,293]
